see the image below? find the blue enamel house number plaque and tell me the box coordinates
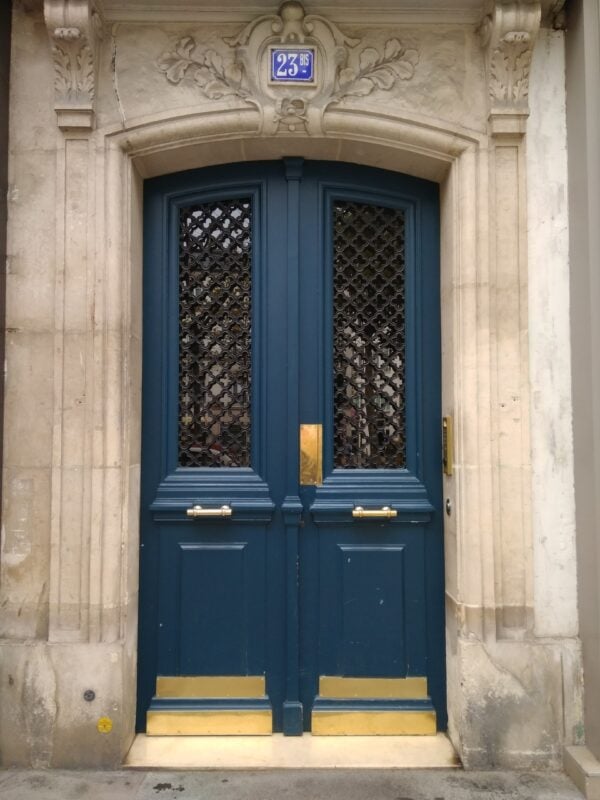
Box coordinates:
[270,48,315,83]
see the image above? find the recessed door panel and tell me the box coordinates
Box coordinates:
[138,160,444,736]
[174,540,264,675]
[337,543,408,675]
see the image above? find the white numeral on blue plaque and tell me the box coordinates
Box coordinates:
[271,49,314,82]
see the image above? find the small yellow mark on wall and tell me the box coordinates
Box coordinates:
[97,717,113,734]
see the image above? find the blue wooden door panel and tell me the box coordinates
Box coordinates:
[336,543,409,675]
[156,529,267,676]
[297,162,444,729]
[178,543,250,675]
[137,160,445,734]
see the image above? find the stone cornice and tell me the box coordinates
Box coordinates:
[479,0,541,134]
[44,0,104,130]
[98,0,563,26]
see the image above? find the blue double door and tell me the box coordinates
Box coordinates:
[137,159,445,735]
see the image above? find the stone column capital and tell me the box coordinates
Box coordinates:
[44,0,104,130]
[479,0,542,135]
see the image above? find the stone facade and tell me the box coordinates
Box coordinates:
[0,0,585,769]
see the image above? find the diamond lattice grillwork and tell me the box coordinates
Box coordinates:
[178,198,252,467]
[333,200,406,468]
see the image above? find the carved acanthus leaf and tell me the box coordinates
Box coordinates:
[480,0,541,125]
[331,39,419,103]
[44,0,103,129]
[77,43,95,96]
[52,44,72,98]
[489,36,533,106]
[158,37,250,102]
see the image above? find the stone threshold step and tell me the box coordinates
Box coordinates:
[125,732,460,770]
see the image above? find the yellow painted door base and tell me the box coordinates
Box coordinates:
[147,675,272,735]
[319,676,428,700]
[146,675,437,736]
[146,710,272,736]
[312,675,437,735]
[311,710,437,736]
[155,675,265,699]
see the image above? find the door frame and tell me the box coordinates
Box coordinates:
[57,100,534,763]
[119,126,468,752]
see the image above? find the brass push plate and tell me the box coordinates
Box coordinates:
[299,424,323,486]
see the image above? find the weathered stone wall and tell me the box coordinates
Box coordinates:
[0,0,11,586]
[0,0,582,768]
[563,0,600,794]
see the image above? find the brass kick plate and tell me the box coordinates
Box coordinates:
[319,676,428,700]
[311,709,437,736]
[146,709,272,736]
[300,424,323,486]
[156,675,265,699]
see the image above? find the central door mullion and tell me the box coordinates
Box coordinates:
[281,157,304,735]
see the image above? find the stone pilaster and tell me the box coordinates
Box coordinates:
[481,0,540,639]
[43,2,121,644]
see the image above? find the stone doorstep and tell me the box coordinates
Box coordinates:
[565,746,600,800]
[124,732,460,770]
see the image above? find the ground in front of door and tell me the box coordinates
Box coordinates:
[0,769,582,800]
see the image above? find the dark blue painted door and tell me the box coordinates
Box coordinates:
[137,160,445,735]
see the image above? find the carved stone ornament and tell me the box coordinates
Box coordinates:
[44,0,103,130]
[157,0,419,136]
[479,0,541,129]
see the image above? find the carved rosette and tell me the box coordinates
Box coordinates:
[157,1,419,136]
[480,0,541,133]
[44,0,103,130]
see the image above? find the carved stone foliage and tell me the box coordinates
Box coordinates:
[157,1,419,136]
[489,31,533,107]
[159,38,249,103]
[331,39,418,104]
[479,0,541,126]
[44,0,103,130]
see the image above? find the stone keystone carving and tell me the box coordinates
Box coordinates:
[158,0,419,136]
[44,0,103,130]
[479,0,541,128]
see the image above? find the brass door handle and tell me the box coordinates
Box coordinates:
[352,506,397,519]
[186,505,232,518]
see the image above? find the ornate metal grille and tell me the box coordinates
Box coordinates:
[178,198,252,467]
[333,200,406,468]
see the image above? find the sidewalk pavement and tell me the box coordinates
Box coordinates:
[0,769,584,800]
